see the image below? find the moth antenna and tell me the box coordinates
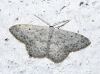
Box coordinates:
[34,14,50,26]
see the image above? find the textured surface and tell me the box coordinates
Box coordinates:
[0,0,100,74]
[9,24,90,63]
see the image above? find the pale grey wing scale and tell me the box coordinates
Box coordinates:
[48,28,91,63]
[9,25,91,63]
[9,24,49,58]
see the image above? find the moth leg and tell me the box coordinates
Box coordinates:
[53,20,69,26]
[54,20,70,29]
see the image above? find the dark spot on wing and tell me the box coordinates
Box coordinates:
[81,40,84,43]
[71,36,73,38]
[29,28,30,30]
[29,53,32,57]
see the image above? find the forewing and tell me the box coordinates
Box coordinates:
[48,28,91,63]
[9,24,49,58]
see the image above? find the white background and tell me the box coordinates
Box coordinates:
[0,0,100,74]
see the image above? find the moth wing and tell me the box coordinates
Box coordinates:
[9,24,49,58]
[48,28,91,63]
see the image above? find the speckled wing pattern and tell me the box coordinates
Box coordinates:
[9,24,91,63]
[48,28,91,63]
[9,24,49,58]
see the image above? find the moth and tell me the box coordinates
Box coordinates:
[9,15,91,63]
